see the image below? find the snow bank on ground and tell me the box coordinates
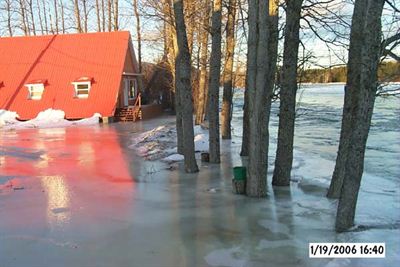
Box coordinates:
[129,124,209,162]
[1,109,101,130]
[0,110,19,127]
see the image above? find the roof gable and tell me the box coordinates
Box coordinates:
[0,31,134,119]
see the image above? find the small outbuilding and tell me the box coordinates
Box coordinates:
[0,31,144,122]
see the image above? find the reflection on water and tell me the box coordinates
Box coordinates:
[40,176,71,229]
[78,142,95,168]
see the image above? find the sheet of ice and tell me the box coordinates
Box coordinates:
[204,247,247,267]
[1,109,101,129]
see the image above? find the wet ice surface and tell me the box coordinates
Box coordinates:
[1,84,399,267]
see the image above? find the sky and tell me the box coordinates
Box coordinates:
[0,0,398,68]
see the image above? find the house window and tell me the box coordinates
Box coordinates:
[72,82,91,98]
[26,84,45,100]
[127,79,137,99]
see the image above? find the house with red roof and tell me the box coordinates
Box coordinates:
[0,31,143,122]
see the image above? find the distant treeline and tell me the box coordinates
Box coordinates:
[232,61,399,88]
[299,61,400,83]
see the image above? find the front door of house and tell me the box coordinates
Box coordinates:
[124,78,137,107]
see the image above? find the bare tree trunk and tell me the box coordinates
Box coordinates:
[27,0,36,35]
[108,0,112,31]
[207,0,222,164]
[83,0,88,32]
[162,0,183,153]
[133,0,142,72]
[185,0,195,55]
[247,0,279,197]
[173,0,199,173]
[272,0,303,186]
[114,0,119,30]
[335,0,384,232]
[19,0,29,36]
[95,0,101,31]
[42,0,49,34]
[6,0,14,36]
[74,0,82,33]
[60,0,65,33]
[102,0,106,31]
[327,0,368,199]
[195,1,210,125]
[53,0,58,33]
[221,0,237,140]
[49,11,54,34]
[241,0,258,157]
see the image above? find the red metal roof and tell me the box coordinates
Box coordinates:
[0,31,135,120]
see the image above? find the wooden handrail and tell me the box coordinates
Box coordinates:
[133,93,142,121]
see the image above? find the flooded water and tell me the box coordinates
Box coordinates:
[0,84,399,267]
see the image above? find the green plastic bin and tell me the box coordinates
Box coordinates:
[233,166,247,181]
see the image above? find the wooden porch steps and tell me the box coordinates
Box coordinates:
[114,106,142,122]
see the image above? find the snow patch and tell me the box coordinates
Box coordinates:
[129,124,209,162]
[0,110,19,126]
[1,109,101,130]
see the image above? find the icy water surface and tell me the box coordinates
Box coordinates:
[0,84,399,267]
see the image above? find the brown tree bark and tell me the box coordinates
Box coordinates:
[241,0,258,157]
[114,0,119,30]
[28,0,36,35]
[221,0,237,140]
[335,0,385,232]
[327,0,369,199]
[173,0,199,173]
[83,0,88,32]
[133,0,142,72]
[195,1,210,125]
[60,0,65,33]
[272,0,303,186]
[247,0,279,197]
[96,0,102,31]
[6,0,14,36]
[208,0,223,164]
[19,0,29,36]
[102,0,106,31]
[74,0,82,33]
[108,0,112,31]
[53,0,59,33]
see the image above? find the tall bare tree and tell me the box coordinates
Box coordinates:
[82,0,88,32]
[208,0,223,163]
[195,1,211,125]
[4,0,14,36]
[107,0,112,31]
[335,0,385,232]
[173,0,199,173]
[133,0,142,72]
[74,0,82,32]
[114,0,119,30]
[246,0,279,197]
[18,0,29,35]
[221,0,237,140]
[272,0,304,186]
[53,0,58,33]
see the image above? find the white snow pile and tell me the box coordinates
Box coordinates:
[0,109,101,130]
[0,110,19,127]
[129,123,209,162]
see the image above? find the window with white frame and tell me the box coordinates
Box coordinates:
[26,84,45,100]
[72,81,91,98]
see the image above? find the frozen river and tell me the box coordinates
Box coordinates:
[0,84,399,266]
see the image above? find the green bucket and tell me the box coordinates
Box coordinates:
[233,166,247,181]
